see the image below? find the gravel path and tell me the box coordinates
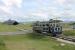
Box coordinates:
[55,38,75,45]
[0,29,32,35]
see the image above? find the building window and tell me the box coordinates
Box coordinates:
[40,25,41,26]
[46,24,49,26]
[53,24,55,26]
[54,27,60,32]
[43,24,45,26]
[50,24,52,26]
[43,28,48,30]
[56,24,59,27]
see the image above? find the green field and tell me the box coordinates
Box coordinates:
[63,30,75,36]
[0,33,75,50]
[0,23,75,50]
[0,23,32,32]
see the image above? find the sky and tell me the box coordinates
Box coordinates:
[0,0,75,22]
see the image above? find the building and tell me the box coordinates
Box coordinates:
[4,19,19,25]
[32,19,62,37]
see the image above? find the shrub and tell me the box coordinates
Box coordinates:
[0,40,5,46]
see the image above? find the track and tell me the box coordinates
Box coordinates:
[56,38,75,45]
[53,35,75,45]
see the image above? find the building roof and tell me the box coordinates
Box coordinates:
[4,19,19,25]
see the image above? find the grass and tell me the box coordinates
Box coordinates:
[0,23,32,32]
[0,24,17,32]
[15,23,32,30]
[62,23,71,28]
[0,33,75,50]
[0,22,74,50]
[63,30,75,36]
[62,23,75,36]
[0,38,7,50]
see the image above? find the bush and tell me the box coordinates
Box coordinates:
[0,40,5,46]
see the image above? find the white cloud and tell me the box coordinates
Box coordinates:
[27,12,49,20]
[0,5,12,14]
[0,0,23,14]
[2,0,22,7]
[56,0,66,5]
[0,0,75,22]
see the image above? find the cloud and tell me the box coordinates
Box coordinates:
[56,0,66,5]
[2,0,22,7]
[23,11,49,21]
[0,0,75,22]
[0,0,23,14]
